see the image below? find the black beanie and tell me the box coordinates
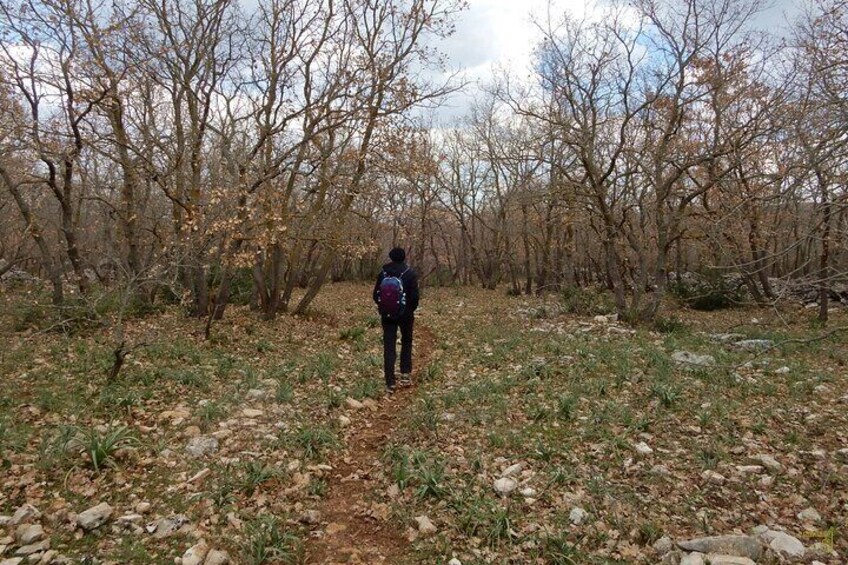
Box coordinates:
[389,247,406,262]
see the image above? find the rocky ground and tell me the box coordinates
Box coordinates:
[1,283,847,564]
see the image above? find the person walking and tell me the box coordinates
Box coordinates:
[373,247,419,394]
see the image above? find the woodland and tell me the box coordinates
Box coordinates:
[0,0,846,325]
[1,0,848,564]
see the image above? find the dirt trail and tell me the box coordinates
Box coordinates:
[305,323,437,564]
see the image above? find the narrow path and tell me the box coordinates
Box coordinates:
[305,323,437,564]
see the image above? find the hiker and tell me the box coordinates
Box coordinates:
[373,247,419,393]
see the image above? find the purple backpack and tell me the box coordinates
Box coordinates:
[378,269,409,319]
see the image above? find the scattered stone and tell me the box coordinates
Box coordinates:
[836,448,848,463]
[76,503,112,531]
[362,399,379,411]
[660,551,683,565]
[501,463,524,477]
[677,535,762,560]
[338,415,351,428]
[520,487,537,498]
[245,389,266,400]
[797,508,822,523]
[414,515,437,536]
[299,510,321,525]
[345,398,364,410]
[748,522,769,534]
[569,507,588,526]
[15,539,49,556]
[805,448,827,460]
[447,559,462,565]
[146,515,190,539]
[808,543,833,560]
[774,366,791,374]
[15,524,44,545]
[593,315,609,324]
[181,540,209,565]
[241,408,263,418]
[0,559,24,565]
[734,339,774,351]
[325,523,346,535]
[37,550,58,564]
[680,552,705,565]
[211,429,232,440]
[709,333,746,343]
[653,536,674,555]
[634,441,653,455]
[203,550,230,565]
[735,465,763,475]
[10,505,40,526]
[764,531,805,559]
[651,464,671,476]
[159,408,191,422]
[117,514,144,524]
[672,351,715,367]
[135,502,152,514]
[493,477,517,495]
[701,470,726,485]
[185,436,219,459]
[705,555,755,565]
[750,454,782,472]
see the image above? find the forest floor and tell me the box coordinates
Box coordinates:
[1,283,847,564]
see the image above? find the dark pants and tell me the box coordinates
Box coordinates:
[382,314,414,387]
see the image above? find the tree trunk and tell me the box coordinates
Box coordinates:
[1,165,65,305]
[817,173,832,324]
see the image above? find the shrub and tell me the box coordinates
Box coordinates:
[559,286,615,315]
[651,316,688,334]
[11,300,49,332]
[538,532,579,564]
[69,425,138,472]
[240,461,280,496]
[414,458,446,499]
[291,424,337,460]
[242,515,303,565]
[669,272,745,311]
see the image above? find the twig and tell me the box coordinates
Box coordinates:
[107,341,147,382]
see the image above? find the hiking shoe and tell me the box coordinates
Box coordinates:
[399,374,412,387]
[385,385,396,395]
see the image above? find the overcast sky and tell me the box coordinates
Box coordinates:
[431,0,804,123]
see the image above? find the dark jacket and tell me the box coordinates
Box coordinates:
[373,261,419,317]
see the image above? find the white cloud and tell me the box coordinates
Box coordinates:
[432,0,582,123]
[430,0,803,124]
